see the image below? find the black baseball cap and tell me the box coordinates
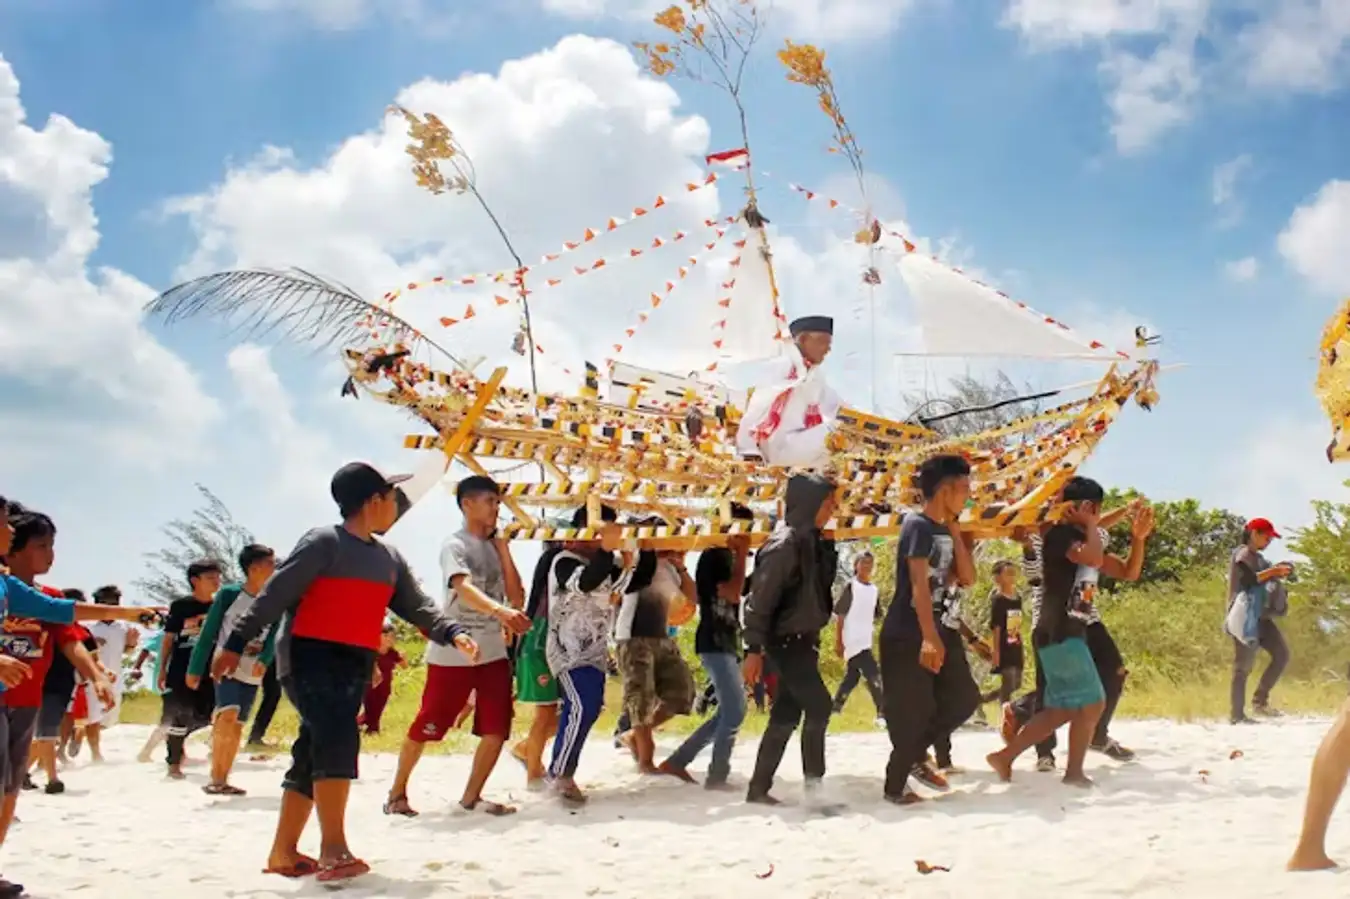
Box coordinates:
[331,462,413,516]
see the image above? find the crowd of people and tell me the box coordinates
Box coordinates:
[0,452,1346,890]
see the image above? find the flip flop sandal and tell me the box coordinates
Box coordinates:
[316,855,370,883]
[203,783,247,796]
[383,794,419,817]
[461,799,517,816]
[261,856,319,878]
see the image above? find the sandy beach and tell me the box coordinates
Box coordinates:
[8,718,1350,898]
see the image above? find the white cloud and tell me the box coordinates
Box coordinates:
[1278,179,1350,295]
[1217,415,1350,541]
[0,55,219,461]
[1238,0,1350,92]
[537,0,920,43]
[1005,0,1350,153]
[1223,256,1259,282]
[1211,153,1251,226]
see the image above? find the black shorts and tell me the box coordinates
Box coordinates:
[0,707,39,795]
[35,691,69,741]
[1085,622,1125,677]
[280,638,370,798]
[161,683,215,735]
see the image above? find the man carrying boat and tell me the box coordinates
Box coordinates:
[735,316,841,468]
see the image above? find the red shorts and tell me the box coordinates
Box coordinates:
[408,659,513,742]
[70,684,89,722]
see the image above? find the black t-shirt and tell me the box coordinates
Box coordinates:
[695,548,741,655]
[1035,523,1097,646]
[881,513,954,639]
[43,632,99,699]
[988,590,1025,670]
[164,597,213,691]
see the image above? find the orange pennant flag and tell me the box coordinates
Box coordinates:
[650,293,662,307]
[713,339,723,349]
[574,266,588,275]
[733,239,746,248]
[464,305,476,319]
[625,328,636,337]
[606,218,619,230]
[729,258,741,267]
[565,241,579,250]
[705,242,716,250]
[431,276,445,283]
[685,182,699,191]
[494,295,511,306]
[613,344,624,352]
[717,298,731,307]
[705,172,717,184]
[673,231,687,240]
[591,259,606,270]
[583,228,596,241]
[630,249,643,257]
[633,206,648,216]
[654,195,666,207]
[545,253,560,262]
[828,199,839,208]
[652,237,665,248]
[439,317,457,327]
[638,313,649,322]
[678,267,688,278]
[903,239,916,252]
[804,191,815,200]
[664,282,674,292]
[547,279,562,287]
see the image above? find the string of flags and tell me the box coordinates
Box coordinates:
[782,181,1133,361]
[429,215,736,330]
[705,248,746,373]
[606,224,745,366]
[381,172,723,305]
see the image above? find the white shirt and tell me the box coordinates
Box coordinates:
[840,578,879,660]
[735,344,841,465]
[87,621,129,675]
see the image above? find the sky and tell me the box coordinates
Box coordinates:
[1,0,1348,596]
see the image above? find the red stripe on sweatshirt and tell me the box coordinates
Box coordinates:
[290,576,395,650]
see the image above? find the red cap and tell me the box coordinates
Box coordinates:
[1246,518,1280,538]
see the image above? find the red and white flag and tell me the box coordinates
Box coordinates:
[705,148,749,170]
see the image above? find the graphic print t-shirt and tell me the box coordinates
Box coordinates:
[988,590,1025,670]
[164,597,213,692]
[427,529,507,668]
[1,586,83,708]
[882,513,954,639]
[1036,524,1098,645]
[694,548,741,656]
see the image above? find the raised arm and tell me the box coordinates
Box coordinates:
[493,537,526,610]
[223,528,335,655]
[1100,504,1154,582]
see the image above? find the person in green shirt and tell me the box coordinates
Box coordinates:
[186,544,278,795]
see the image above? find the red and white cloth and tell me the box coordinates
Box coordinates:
[735,342,840,467]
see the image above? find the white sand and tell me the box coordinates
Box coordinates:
[9,718,1350,898]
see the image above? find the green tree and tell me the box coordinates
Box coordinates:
[133,485,254,605]
[1287,488,1350,632]
[902,371,1042,439]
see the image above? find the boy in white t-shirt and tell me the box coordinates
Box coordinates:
[831,553,883,723]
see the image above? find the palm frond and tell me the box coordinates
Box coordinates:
[146,268,463,367]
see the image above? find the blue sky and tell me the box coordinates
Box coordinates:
[1,0,1348,595]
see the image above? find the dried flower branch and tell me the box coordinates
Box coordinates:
[391,105,539,394]
[777,41,867,202]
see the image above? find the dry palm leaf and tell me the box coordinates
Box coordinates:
[146,268,464,368]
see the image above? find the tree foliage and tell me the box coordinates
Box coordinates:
[1287,487,1350,631]
[902,371,1042,439]
[133,485,253,605]
[1102,489,1247,588]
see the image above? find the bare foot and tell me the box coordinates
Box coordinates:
[986,751,1014,782]
[656,761,697,784]
[1062,773,1095,789]
[166,765,186,781]
[1288,849,1338,872]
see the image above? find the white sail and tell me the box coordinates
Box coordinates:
[715,230,786,365]
[892,249,1133,362]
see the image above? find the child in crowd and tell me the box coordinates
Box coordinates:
[359,623,405,735]
[987,561,1025,705]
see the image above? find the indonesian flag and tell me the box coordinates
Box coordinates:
[705,148,749,170]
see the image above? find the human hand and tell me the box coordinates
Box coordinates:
[185,674,201,691]
[919,636,945,674]
[454,633,481,663]
[727,534,751,555]
[156,670,168,693]
[497,606,532,635]
[1130,503,1155,540]
[92,677,114,709]
[741,652,763,686]
[251,662,266,679]
[210,649,241,683]
[371,668,383,689]
[1275,562,1295,578]
[0,656,31,689]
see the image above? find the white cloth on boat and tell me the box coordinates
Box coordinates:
[734,342,841,468]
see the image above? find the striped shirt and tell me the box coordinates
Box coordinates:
[1024,527,1109,629]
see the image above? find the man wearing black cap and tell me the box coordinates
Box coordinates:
[214,461,477,884]
[735,315,842,468]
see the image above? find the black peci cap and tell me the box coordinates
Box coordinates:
[331,462,412,516]
[789,315,833,336]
